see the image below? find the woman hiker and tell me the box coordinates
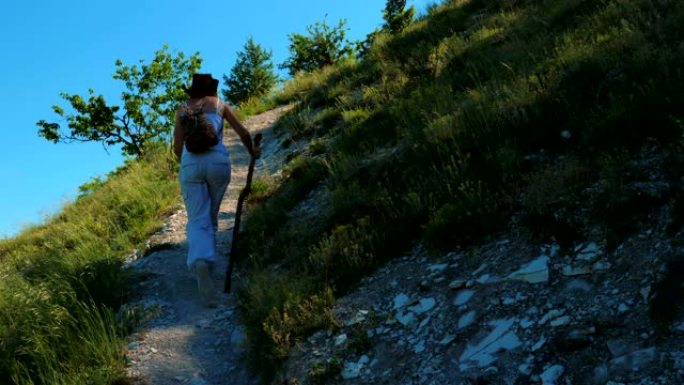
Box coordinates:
[173,73,257,306]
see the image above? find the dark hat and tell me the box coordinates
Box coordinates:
[182,73,219,97]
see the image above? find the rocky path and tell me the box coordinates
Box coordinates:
[123,105,292,385]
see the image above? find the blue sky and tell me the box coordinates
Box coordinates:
[0,0,432,238]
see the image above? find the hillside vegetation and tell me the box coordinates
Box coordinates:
[3,0,683,383]
[235,0,684,381]
[0,148,178,384]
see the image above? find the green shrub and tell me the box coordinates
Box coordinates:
[238,274,336,380]
[308,357,342,385]
[308,218,377,289]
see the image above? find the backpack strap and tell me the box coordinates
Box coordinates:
[216,98,222,115]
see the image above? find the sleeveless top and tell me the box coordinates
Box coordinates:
[181,97,229,157]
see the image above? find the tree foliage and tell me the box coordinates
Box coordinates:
[358,0,415,60]
[37,45,202,156]
[383,0,415,34]
[281,19,356,76]
[222,37,278,106]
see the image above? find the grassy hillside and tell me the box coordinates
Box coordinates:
[235,0,684,381]
[0,147,178,384]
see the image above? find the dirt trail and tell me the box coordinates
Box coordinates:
[124,105,292,385]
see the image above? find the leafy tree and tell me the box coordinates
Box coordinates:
[222,37,278,106]
[383,0,415,34]
[37,45,202,156]
[357,0,415,59]
[281,19,356,76]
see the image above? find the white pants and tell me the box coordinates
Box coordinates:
[180,150,231,269]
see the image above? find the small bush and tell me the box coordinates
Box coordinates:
[309,217,377,289]
[423,180,505,250]
[278,106,316,142]
[308,357,342,385]
[239,276,336,380]
[247,175,278,205]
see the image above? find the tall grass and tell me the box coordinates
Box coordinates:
[236,0,684,381]
[0,148,179,384]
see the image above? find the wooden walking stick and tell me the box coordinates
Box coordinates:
[225,133,263,293]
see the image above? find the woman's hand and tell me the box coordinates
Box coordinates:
[251,146,262,159]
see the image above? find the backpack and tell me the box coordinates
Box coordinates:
[179,101,220,153]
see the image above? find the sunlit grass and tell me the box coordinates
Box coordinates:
[0,148,179,384]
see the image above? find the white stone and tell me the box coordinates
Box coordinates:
[439,335,456,345]
[396,312,417,327]
[592,261,611,271]
[576,242,600,261]
[548,243,560,257]
[459,318,522,369]
[531,337,546,352]
[341,355,370,379]
[414,340,426,353]
[540,364,565,385]
[453,290,476,306]
[518,363,532,375]
[618,303,629,313]
[564,279,592,292]
[519,318,534,329]
[609,347,656,372]
[472,264,488,276]
[352,310,369,324]
[393,294,411,310]
[341,362,362,379]
[503,297,515,305]
[458,310,476,329]
[539,309,565,325]
[409,297,436,314]
[335,334,348,346]
[507,256,549,284]
[448,279,466,290]
[549,315,571,327]
[484,366,498,375]
[428,263,448,273]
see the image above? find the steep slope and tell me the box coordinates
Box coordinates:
[280,148,684,384]
[229,0,684,383]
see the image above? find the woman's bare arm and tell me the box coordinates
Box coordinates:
[172,111,184,160]
[221,102,256,156]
